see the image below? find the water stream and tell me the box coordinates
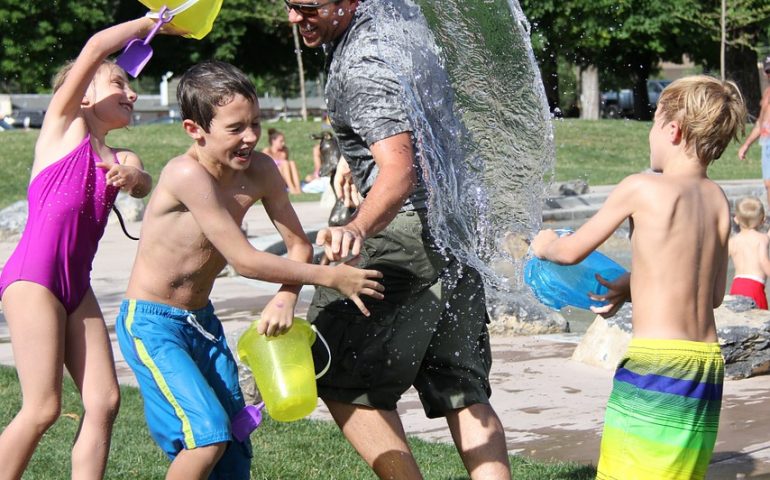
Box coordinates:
[361,0,554,316]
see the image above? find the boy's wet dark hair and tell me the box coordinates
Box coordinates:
[177,60,258,131]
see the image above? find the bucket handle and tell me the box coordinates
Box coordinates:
[310,324,331,379]
[145,0,199,20]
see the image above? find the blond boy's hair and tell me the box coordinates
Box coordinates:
[657,75,747,165]
[735,196,765,229]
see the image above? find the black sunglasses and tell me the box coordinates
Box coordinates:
[284,0,342,16]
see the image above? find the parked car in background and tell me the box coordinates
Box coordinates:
[0,117,15,131]
[8,109,45,128]
[601,79,672,119]
[132,115,182,126]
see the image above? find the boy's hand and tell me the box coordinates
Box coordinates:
[258,294,297,336]
[329,261,384,316]
[530,229,560,259]
[589,272,631,318]
[316,225,365,262]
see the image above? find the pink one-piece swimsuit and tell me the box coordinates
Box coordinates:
[0,134,119,314]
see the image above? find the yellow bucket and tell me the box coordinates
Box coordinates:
[139,0,223,40]
[237,318,330,422]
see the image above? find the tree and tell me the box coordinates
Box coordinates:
[675,0,770,118]
[521,0,686,120]
[116,0,323,98]
[0,0,324,97]
[0,0,116,92]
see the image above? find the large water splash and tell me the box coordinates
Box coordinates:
[362,0,554,298]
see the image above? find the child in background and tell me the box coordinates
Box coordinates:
[728,196,770,309]
[531,75,746,479]
[116,60,383,479]
[262,128,302,194]
[0,17,168,478]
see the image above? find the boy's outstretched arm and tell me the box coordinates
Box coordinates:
[167,159,384,315]
[531,175,640,264]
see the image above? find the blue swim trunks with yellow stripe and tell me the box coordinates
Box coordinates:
[116,299,251,479]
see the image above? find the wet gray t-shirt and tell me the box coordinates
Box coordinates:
[324,2,428,212]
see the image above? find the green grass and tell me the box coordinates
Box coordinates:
[1,118,763,209]
[0,366,595,479]
[552,118,760,186]
[0,119,324,209]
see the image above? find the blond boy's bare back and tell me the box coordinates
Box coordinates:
[539,169,730,343]
[621,172,729,342]
[126,149,296,310]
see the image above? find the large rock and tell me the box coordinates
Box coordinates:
[0,200,28,241]
[109,191,146,223]
[488,293,570,336]
[571,304,632,370]
[572,296,770,379]
[717,297,770,379]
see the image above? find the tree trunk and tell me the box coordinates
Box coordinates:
[540,45,560,117]
[534,15,560,117]
[292,24,308,121]
[579,66,599,120]
[726,43,761,119]
[631,61,652,121]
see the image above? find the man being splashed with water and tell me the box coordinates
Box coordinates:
[286,0,511,478]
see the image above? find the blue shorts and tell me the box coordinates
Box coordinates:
[116,299,251,479]
[761,138,770,180]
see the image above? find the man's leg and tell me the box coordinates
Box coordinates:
[446,403,511,479]
[325,400,423,480]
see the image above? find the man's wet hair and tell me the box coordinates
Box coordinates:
[177,60,258,131]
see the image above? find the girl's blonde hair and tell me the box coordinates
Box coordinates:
[735,196,765,229]
[657,75,747,165]
[51,59,118,93]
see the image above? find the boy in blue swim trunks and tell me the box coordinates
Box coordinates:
[116,60,383,479]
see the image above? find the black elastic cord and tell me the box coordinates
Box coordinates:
[112,205,139,241]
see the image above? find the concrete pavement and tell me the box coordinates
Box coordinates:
[1,184,769,478]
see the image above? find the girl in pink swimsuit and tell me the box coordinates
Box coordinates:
[0,17,176,478]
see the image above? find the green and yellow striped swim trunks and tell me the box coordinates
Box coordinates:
[596,338,724,480]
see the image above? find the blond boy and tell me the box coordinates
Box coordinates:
[532,75,746,479]
[728,196,770,309]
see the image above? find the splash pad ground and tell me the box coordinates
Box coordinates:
[0,187,768,477]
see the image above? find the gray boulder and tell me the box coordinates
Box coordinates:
[572,296,770,379]
[0,200,28,241]
[487,290,570,335]
[109,191,146,223]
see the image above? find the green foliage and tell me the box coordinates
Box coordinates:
[0,365,596,479]
[0,0,115,92]
[0,0,323,98]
